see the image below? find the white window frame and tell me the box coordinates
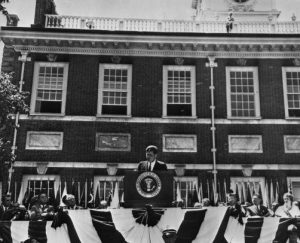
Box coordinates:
[228,135,263,153]
[30,62,69,116]
[282,67,300,119]
[230,177,266,203]
[26,131,63,150]
[226,66,261,119]
[284,135,300,153]
[287,177,300,201]
[97,64,132,117]
[95,133,131,152]
[174,176,198,207]
[162,65,196,118]
[93,176,124,200]
[163,134,197,152]
[22,175,61,197]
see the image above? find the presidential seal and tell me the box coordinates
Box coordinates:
[136,172,162,198]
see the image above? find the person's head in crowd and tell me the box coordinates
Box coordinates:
[145,145,158,163]
[99,200,108,209]
[252,194,263,206]
[202,198,210,207]
[244,202,252,207]
[194,202,202,208]
[283,192,294,207]
[227,193,237,206]
[38,193,49,205]
[22,239,40,243]
[2,194,12,207]
[62,194,76,207]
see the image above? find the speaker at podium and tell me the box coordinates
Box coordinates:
[124,171,174,208]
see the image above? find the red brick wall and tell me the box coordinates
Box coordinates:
[1,51,298,168]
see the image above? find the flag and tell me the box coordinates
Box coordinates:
[110,182,120,209]
[191,181,199,206]
[87,180,94,208]
[235,183,240,202]
[246,182,252,203]
[270,179,275,204]
[240,184,245,204]
[176,182,182,202]
[71,179,79,205]
[60,181,67,207]
[198,182,203,203]
[264,181,270,208]
[275,181,279,204]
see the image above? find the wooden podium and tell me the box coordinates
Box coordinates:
[124,171,174,208]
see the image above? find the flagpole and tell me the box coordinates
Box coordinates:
[206,56,218,195]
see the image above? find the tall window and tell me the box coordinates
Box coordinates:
[282,67,300,118]
[173,177,198,207]
[98,64,132,116]
[226,67,260,119]
[93,176,124,202]
[163,66,196,117]
[18,175,60,204]
[30,62,69,115]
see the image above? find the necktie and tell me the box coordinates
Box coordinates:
[148,162,151,171]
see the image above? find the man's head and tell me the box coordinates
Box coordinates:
[2,194,12,207]
[227,193,237,206]
[145,145,158,163]
[202,198,210,207]
[63,194,76,207]
[252,194,262,206]
[38,193,48,205]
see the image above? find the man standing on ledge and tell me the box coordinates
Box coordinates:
[138,145,167,171]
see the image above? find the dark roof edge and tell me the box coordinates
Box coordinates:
[2,26,300,38]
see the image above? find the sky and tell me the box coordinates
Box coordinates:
[0,0,300,67]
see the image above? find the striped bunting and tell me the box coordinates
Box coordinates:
[225,216,300,243]
[1,208,300,243]
[0,220,70,243]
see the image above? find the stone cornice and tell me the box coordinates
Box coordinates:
[18,114,300,125]
[14,161,300,171]
[1,29,300,58]
[8,44,300,59]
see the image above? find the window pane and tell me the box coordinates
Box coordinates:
[229,70,257,118]
[286,71,300,117]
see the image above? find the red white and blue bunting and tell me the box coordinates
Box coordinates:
[0,207,299,243]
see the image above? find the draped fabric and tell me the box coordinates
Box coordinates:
[1,208,300,243]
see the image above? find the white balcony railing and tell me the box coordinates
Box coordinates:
[45,14,300,34]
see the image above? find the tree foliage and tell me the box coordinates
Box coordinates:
[0,0,9,16]
[0,72,28,163]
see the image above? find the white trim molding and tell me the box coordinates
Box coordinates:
[228,135,263,153]
[19,114,300,124]
[226,66,261,119]
[284,135,300,153]
[15,161,300,171]
[26,131,64,150]
[30,62,69,116]
[163,134,197,152]
[95,133,131,152]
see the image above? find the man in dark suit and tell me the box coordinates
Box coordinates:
[227,193,245,225]
[138,145,167,171]
[246,194,273,217]
[0,194,13,220]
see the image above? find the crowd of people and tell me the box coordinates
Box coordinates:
[1,191,299,222]
[0,192,87,222]
[193,192,300,220]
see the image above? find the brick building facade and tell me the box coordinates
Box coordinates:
[1,0,300,207]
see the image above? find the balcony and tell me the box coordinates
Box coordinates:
[45,14,300,34]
